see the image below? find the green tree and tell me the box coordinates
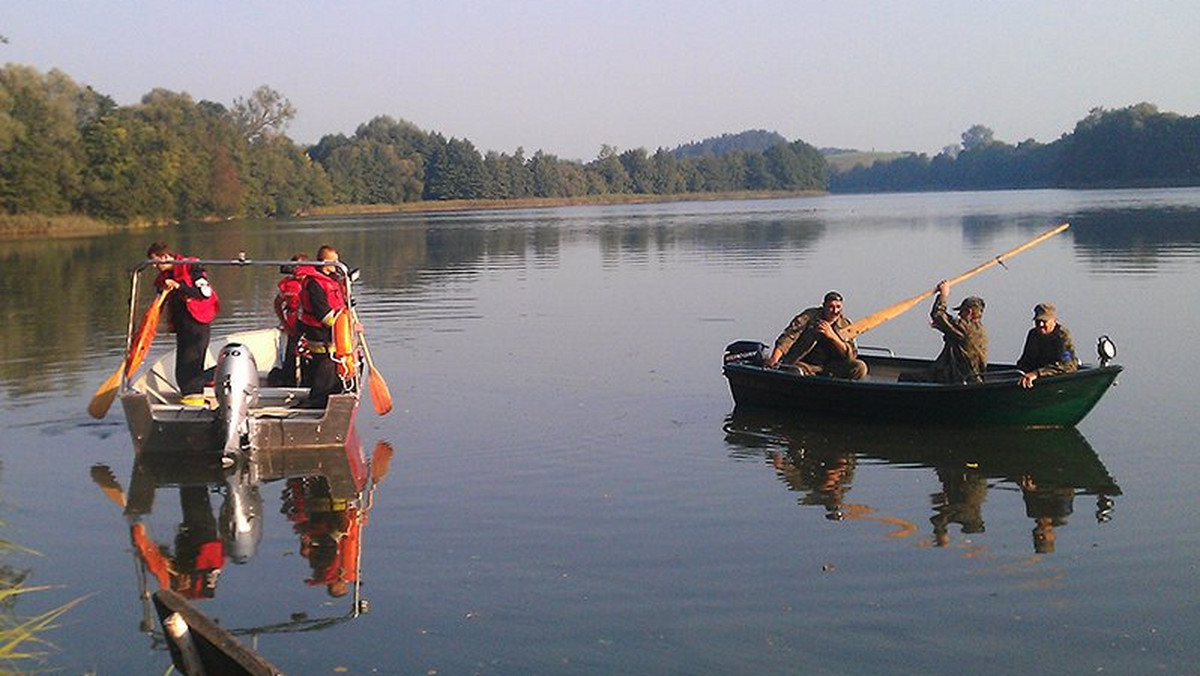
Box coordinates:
[422,135,486,200]
[649,147,684,194]
[232,85,296,143]
[618,148,653,193]
[961,124,996,151]
[591,145,630,194]
[0,66,92,214]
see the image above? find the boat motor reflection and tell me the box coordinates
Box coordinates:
[90,433,382,618]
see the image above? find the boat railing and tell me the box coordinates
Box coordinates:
[981,368,1024,383]
[858,345,896,357]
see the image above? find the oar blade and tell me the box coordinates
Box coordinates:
[368,367,393,415]
[87,365,123,419]
[90,464,127,507]
[370,440,395,485]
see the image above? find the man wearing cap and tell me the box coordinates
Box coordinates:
[1016,303,1077,389]
[765,290,867,380]
[901,279,988,383]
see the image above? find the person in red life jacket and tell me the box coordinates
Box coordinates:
[129,485,225,600]
[269,252,311,387]
[297,244,349,408]
[147,242,219,406]
[282,476,362,597]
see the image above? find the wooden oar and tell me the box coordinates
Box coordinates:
[90,464,127,508]
[350,309,393,415]
[842,222,1070,339]
[87,289,171,419]
[125,289,171,378]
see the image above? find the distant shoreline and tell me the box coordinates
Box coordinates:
[0,190,822,239]
[305,190,819,216]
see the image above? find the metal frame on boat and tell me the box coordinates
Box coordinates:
[722,340,1122,428]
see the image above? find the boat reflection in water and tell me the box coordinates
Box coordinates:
[723,409,1121,554]
[90,430,394,644]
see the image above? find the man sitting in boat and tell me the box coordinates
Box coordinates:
[900,280,988,384]
[297,245,352,408]
[1016,302,1078,389]
[764,290,867,379]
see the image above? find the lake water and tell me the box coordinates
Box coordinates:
[2,189,1199,675]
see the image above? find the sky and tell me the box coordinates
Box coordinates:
[5,0,1199,161]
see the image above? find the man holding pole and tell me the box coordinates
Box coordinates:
[901,280,988,384]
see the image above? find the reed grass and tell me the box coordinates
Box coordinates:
[0,530,87,675]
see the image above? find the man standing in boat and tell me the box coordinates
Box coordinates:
[297,244,350,408]
[270,252,310,387]
[765,290,867,379]
[901,279,987,383]
[1016,303,1078,389]
[148,242,219,406]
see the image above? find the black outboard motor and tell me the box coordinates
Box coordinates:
[724,341,769,366]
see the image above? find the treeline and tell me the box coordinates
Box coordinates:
[1,65,826,225]
[6,62,1199,226]
[0,66,330,222]
[830,103,1200,192]
[309,122,825,202]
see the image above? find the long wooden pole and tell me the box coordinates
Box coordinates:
[842,222,1070,339]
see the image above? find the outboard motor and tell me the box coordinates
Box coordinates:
[221,469,263,564]
[215,343,260,456]
[724,340,769,366]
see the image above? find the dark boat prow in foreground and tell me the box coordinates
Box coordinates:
[722,339,1122,428]
[154,589,284,676]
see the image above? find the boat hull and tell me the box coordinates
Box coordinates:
[122,391,359,453]
[723,352,1122,428]
[122,328,361,453]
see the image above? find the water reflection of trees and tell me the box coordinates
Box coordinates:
[10,197,1196,396]
[723,411,1121,554]
[1069,207,1200,273]
[0,212,826,395]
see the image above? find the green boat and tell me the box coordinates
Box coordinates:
[722,338,1122,428]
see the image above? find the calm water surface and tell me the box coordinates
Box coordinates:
[2,189,1199,675]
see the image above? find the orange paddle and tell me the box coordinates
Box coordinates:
[349,308,392,415]
[87,289,171,419]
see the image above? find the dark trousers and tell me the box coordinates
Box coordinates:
[269,333,302,386]
[175,320,211,396]
[301,352,344,409]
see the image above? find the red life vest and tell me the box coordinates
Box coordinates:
[297,267,347,329]
[154,256,219,324]
[277,276,303,333]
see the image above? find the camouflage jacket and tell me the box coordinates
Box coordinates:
[1016,324,1078,377]
[929,296,988,383]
